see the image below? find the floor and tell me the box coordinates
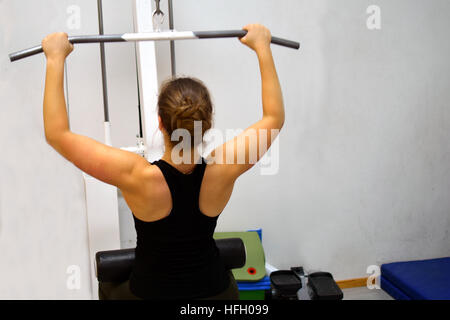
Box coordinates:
[342,287,394,300]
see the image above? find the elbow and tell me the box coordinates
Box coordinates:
[45,133,57,146]
[278,115,285,130]
[45,130,61,146]
[45,130,69,149]
[279,105,285,129]
[274,114,285,131]
[263,106,285,131]
[262,114,285,132]
[45,133,67,156]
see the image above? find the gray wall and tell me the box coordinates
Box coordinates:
[0,0,138,298]
[1,0,450,299]
[159,0,450,279]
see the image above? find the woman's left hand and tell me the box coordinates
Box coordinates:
[42,32,74,61]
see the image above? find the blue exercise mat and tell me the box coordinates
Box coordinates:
[380,275,411,300]
[381,257,450,300]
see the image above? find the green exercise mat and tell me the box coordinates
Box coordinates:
[214,231,265,282]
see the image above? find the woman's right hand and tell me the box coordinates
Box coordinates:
[239,24,271,53]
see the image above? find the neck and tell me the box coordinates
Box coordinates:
[161,138,202,166]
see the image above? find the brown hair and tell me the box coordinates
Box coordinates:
[158,77,213,146]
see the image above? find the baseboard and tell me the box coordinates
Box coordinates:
[336,277,373,289]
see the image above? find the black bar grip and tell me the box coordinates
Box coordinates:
[270,36,300,50]
[9,45,43,62]
[194,30,300,50]
[9,34,125,62]
[194,30,247,39]
[69,34,124,43]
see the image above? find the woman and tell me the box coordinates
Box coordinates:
[42,24,284,299]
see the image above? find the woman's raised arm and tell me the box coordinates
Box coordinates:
[208,24,285,181]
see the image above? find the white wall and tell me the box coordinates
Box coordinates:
[0,0,139,298]
[1,0,450,301]
[147,0,449,280]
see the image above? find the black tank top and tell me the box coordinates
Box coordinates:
[129,158,230,299]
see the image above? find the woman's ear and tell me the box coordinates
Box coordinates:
[158,115,163,131]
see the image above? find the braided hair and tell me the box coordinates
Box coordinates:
[158,77,213,147]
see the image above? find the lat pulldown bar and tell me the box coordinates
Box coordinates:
[9,30,300,62]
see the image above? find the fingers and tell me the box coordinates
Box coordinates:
[41,32,74,59]
[239,25,251,43]
[43,32,67,40]
[240,24,258,44]
[240,24,270,37]
[239,24,271,51]
[242,24,268,32]
[239,33,248,44]
[242,24,252,32]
